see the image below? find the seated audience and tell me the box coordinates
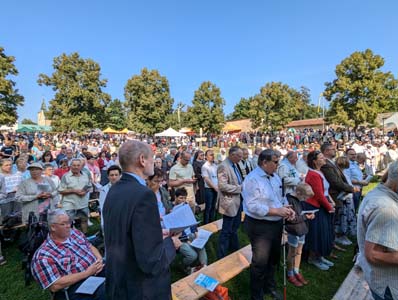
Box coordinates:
[32,209,105,300]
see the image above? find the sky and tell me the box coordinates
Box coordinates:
[2,0,398,123]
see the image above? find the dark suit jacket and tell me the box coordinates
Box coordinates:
[321,159,354,206]
[103,173,176,300]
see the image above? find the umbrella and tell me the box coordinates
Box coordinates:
[119,128,129,134]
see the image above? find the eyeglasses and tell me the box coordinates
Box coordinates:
[272,160,279,164]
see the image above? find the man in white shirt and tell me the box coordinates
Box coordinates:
[201,149,218,224]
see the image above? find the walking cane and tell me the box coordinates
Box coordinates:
[281,178,287,300]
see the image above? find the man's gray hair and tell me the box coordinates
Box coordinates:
[48,209,69,226]
[118,140,152,170]
[228,146,241,156]
[388,161,398,181]
[70,158,81,164]
[285,151,296,159]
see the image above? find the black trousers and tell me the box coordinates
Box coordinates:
[245,216,283,300]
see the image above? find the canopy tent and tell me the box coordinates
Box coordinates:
[119,128,129,134]
[155,127,187,137]
[103,127,120,134]
[179,127,195,135]
[16,124,52,132]
[384,113,398,128]
[222,123,241,133]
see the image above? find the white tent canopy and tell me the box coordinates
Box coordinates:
[384,112,398,128]
[155,127,187,137]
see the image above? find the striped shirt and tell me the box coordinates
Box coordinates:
[31,229,96,289]
[357,184,398,299]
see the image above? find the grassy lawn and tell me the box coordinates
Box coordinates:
[1,179,379,300]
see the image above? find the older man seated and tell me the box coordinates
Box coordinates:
[31,209,105,300]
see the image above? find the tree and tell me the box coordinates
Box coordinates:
[38,52,111,132]
[324,49,398,128]
[21,118,37,125]
[185,81,225,133]
[250,82,302,131]
[124,68,174,134]
[0,47,24,125]
[227,97,251,120]
[104,99,126,130]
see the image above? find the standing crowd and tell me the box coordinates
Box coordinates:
[0,128,396,300]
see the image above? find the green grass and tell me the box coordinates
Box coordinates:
[0,212,360,300]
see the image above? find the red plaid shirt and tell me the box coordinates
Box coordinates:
[31,229,97,289]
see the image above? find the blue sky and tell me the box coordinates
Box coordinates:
[2,0,398,123]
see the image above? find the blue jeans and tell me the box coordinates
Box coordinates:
[179,243,208,266]
[217,203,242,259]
[371,287,393,300]
[353,190,362,212]
[204,188,217,224]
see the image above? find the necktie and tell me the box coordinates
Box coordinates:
[233,163,243,184]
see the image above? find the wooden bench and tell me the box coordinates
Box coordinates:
[172,244,252,300]
[332,265,373,300]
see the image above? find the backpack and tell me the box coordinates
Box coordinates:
[19,212,49,286]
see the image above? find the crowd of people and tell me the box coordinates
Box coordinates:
[0,127,397,300]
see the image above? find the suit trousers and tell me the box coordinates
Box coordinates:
[244,216,283,300]
[217,202,242,259]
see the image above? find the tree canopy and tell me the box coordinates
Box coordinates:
[38,52,111,132]
[21,118,37,125]
[324,49,398,128]
[185,81,225,133]
[249,82,312,130]
[124,68,174,135]
[0,46,24,125]
[103,98,126,130]
[227,97,251,121]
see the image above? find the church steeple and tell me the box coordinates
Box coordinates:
[40,99,47,111]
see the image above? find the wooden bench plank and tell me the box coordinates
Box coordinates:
[332,265,373,300]
[172,244,252,300]
[198,219,223,233]
[0,223,27,231]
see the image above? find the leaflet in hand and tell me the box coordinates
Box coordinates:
[75,276,105,295]
[300,209,319,215]
[162,204,199,234]
[194,273,219,292]
[190,229,212,249]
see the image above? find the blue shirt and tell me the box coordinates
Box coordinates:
[347,160,363,187]
[124,172,146,186]
[242,166,287,221]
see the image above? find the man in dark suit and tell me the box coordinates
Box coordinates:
[103,140,181,300]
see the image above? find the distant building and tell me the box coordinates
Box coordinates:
[37,99,52,126]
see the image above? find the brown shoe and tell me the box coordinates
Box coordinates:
[287,275,303,287]
[295,273,309,285]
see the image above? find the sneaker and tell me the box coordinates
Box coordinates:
[0,256,6,266]
[308,258,329,270]
[320,256,334,267]
[287,275,303,287]
[335,236,351,246]
[341,236,353,245]
[295,273,309,285]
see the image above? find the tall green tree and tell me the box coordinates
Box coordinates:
[324,49,398,128]
[124,68,174,134]
[227,97,251,120]
[185,81,225,133]
[104,98,126,130]
[0,47,24,125]
[250,82,302,130]
[38,52,111,132]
